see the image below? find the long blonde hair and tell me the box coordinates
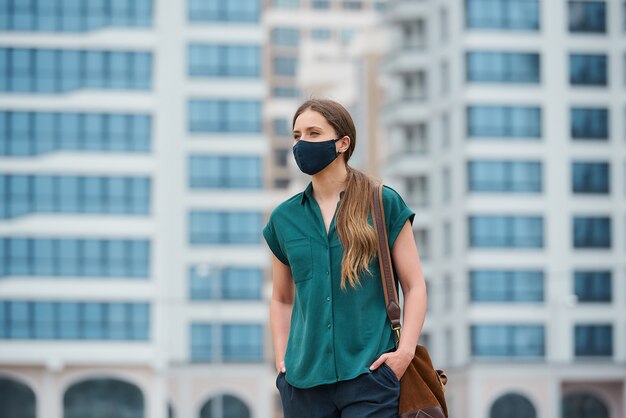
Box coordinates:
[292,99,380,291]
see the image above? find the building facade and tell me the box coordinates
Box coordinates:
[382,1,626,417]
[1,0,274,417]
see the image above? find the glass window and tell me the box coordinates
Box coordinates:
[467,105,541,139]
[568,1,606,33]
[188,44,260,77]
[342,1,362,10]
[574,271,611,302]
[189,155,262,189]
[188,100,262,133]
[311,0,330,9]
[189,211,262,244]
[272,86,300,98]
[273,56,298,76]
[273,118,290,136]
[472,324,545,357]
[311,27,332,40]
[575,324,612,356]
[573,216,611,248]
[188,0,260,22]
[570,54,607,86]
[191,323,213,361]
[571,108,609,139]
[469,216,543,248]
[222,324,263,362]
[572,162,609,193]
[468,160,542,192]
[466,51,540,83]
[271,27,300,47]
[471,270,544,302]
[466,0,539,30]
[222,268,263,300]
[272,0,300,8]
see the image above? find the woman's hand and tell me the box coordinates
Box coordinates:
[369,349,414,381]
[276,359,286,373]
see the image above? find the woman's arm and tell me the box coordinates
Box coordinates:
[393,219,427,360]
[369,219,427,378]
[269,253,295,373]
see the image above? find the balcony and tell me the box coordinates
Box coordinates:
[386,0,428,22]
[382,96,429,126]
[384,45,428,74]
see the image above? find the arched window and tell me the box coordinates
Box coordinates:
[64,378,144,418]
[490,392,537,418]
[200,394,250,418]
[562,393,609,418]
[0,377,36,418]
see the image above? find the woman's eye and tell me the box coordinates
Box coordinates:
[310,132,319,136]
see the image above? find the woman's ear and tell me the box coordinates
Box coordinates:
[339,136,350,153]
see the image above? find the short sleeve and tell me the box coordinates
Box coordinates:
[382,185,416,249]
[262,214,290,266]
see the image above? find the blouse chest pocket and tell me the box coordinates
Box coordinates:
[284,236,313,283]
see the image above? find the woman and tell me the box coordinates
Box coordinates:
[262,99,427,418]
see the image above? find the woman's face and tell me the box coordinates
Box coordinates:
[292,109,338,144]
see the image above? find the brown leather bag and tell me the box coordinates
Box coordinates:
[371,183,449,418]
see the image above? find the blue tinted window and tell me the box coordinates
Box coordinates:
[189,211,263,244]
[574,271,611,302]
[0,237,149,279]
[468,160,542,192]
[190,266,263,301]
[188,0,260,22]
[342,1,362,10]
[573,216,611,248]
[189,155,262,189]
[575,324,612,356]
[188,44,260,77]
[191,323,263,362]
[467,51,540,83]
[271,27,300,46]
[311,28,331,40]
[272,0,300,8]
[311,0,330,9]
[222,324,263,362]
[572,162,609,194]
[469,216,543,248]
[568,1,606,33]
[0,48,152,93]
[471,270,544,302]
[0,301,150,340]
[570,108,608,139]
[273,118,290,136]
[472,325,544,357]
[569,54,607,86]
[466,0,539,30]
[191,323,213,361]
[467,106,541,138]
[0,174,150,219]
[188,100,262,134]
[273,56,298,76]
[0,0,153,31]
[272,86,300,98]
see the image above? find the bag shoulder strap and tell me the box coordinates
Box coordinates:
[370,183,402,341]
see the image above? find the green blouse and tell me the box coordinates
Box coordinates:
[262,181,416,389]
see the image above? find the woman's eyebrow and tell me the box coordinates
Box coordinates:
[292,125,324,134]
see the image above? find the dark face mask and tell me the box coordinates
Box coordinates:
[292,137,342,175]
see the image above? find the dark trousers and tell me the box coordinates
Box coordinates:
[276,362,400,418]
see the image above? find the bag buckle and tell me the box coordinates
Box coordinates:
[392,325,402,347]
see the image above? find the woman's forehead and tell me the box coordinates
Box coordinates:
[294,109,330,130]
